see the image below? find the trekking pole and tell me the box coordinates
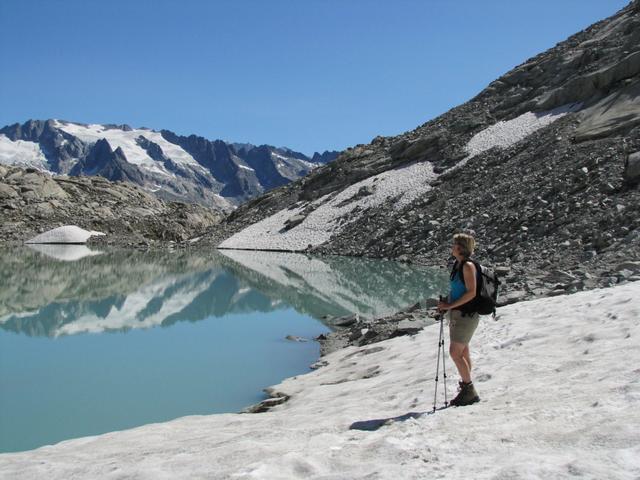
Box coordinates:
[432,310,444,413]
[441,313,448,407]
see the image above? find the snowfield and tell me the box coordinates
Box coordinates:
[53,120,205,177]
[220,160,437,251]
[1,281,638,479]
[220,104,581,251]
[0,134,50,170]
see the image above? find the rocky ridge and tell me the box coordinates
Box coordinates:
[0,119,339,211]
[0,164,222,246]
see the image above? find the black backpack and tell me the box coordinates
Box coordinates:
[451,259,501,316]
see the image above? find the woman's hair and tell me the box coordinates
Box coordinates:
[453,233,476,258]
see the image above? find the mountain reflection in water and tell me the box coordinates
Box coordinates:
[0,247,447,337]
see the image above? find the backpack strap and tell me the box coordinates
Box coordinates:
[456,258,482,316]
[453,258,471,286]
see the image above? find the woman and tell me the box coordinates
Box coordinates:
[437,233,481,406]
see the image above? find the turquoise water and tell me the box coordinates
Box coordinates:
[0,246,447,453]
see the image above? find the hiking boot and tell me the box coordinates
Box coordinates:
[449,381,480,407]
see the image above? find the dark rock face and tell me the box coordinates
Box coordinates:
[311,150,340,164]
[70,139,145,184]
[244,145,290,191]
[160,130,239,185]
[203,2,640,304]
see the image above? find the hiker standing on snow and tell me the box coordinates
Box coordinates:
[437,233,481,406]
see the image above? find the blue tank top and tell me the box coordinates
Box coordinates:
[449,268,467,303]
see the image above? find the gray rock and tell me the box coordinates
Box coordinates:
[574,76,640,142]
[285,335,308,342]
[358,185,375,196]
[544,270,577,283]
[396,319,430,333]
[495,266,512,276]
[282,214,306,231]
[497,290,527,306]
[332,314,359,327]
[241,395,290,414]
[624,151,640,185]
[0,183,18,199]
[548,289,568,297]
[41,179,69,199]
[616,261,640,273]
[310,360,329,370]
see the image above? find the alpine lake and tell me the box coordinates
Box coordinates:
[0,246,447,453]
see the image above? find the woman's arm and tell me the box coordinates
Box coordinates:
[438,262,477,311]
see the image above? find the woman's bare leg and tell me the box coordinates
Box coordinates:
[449,341,471,383]
[462,345,472,374]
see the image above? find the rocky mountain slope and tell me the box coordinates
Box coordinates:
[0,164,222,245]
[204,1,640,301]
[0,119,339,211]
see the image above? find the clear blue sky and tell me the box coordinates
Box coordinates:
[0,0,629,155]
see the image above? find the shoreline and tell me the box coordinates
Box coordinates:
[2,241,640,451]
[1,279,637,478]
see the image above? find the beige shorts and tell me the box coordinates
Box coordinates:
[447,309,480,344]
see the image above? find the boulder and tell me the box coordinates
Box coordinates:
[575,80,640,142]
[281,214,306,232]
[41,179,69,199]
[624,151,640,185]
[396,319,430,334]
[0,184,18,199]
[285,335,308,342]
[332,314,359,327]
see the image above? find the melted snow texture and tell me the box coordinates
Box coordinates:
[220,104,581,251]
[1,282,638,479]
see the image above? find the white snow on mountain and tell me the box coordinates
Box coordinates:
[0,135,50,170]
[271,152,291,161]
[52,120,204,176]
[465,103,581,158]
[220,104,582,251]
[1,281,637,479]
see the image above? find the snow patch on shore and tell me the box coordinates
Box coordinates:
[1,281,638,479]
[25,226,105,245]
[220,104,580,251]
